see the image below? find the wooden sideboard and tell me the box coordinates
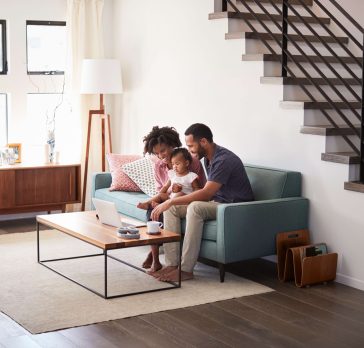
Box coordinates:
[0,163,81,214]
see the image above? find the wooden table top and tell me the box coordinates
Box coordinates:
[36,211,180,250]
[0,163,81,171]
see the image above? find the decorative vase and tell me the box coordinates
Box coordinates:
[47,130,55,163]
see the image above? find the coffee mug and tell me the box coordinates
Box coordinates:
[147,221,163,234]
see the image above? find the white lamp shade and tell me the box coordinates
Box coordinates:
[80,59,123,94]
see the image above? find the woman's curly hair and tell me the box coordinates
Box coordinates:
[143,126,182,154]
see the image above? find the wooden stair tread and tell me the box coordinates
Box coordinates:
[261,76,361,85]
[280,100,362,110]
[321,152,360,164]
[300,125,361,136]
[226,31,348,44]
[242,53,363,64]
[304,101,362,109]
[344,181,364,193]
[244,0,313,4]
[209,11,330,24]
[247,0,313,6]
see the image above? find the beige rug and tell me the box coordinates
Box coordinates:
[0,230,273,334]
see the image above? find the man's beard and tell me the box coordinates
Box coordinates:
[196,145,206,160]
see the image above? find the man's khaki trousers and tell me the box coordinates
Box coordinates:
[163,201,219,273]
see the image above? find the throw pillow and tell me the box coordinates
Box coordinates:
[122,157,158,197]
[106,153,142,191]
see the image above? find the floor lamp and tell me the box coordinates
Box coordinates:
[80,59,123,211]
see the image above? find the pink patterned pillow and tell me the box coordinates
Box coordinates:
[107,154,142,191]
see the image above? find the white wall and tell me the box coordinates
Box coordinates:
[111,0,364,290]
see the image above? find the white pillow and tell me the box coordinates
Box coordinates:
[122,157,158,197]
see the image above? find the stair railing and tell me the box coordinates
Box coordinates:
[221,0,364,182]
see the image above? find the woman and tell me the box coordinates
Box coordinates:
[139,126,206,271]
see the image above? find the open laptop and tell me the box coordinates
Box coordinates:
[92,198,146,228]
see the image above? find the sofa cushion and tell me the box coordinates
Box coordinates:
[94,188,218,241]
[106,153,142,192]
[246,165,302,200]
[94,188,150,222]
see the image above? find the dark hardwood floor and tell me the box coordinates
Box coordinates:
[1,218,364,347]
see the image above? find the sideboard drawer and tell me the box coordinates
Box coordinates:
[15,167,78,206]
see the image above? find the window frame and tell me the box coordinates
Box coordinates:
[26,20,66,75]
[0,20,7,75]
[0,93,8,145]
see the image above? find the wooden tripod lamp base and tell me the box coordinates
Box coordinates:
[81,94,112,211]
[80,58,123,211]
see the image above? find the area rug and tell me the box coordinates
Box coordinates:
[0,230,273,334]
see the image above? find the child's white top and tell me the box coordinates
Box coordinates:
[168,170,198,195]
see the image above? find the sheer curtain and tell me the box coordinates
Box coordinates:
[65,0,104,210]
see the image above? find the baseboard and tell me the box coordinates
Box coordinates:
[262,255,277,263]
[0,211,62,221]
[0,212,40,221]
[335,273,364,291]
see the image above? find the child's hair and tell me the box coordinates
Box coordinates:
[171,147,192,163]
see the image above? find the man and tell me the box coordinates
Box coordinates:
[151,123,254,281]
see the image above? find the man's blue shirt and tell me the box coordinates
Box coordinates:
[204,145,254,203]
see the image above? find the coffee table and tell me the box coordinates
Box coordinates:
[36,211,181,299]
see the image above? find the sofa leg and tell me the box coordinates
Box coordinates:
[219,263,225,283]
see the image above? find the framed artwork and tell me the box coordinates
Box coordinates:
[7,143,22,163]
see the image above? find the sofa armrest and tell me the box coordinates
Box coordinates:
[91,172,112,197]
[216,197,309,264]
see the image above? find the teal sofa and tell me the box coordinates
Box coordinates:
[92,164,309,282]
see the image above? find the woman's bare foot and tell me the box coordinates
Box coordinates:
[158,269,193,282]
[149,261,163,273]
[148,265,177,277]
[142,251,153,269]
[137,202,150,210]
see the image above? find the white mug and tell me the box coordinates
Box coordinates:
[147,221,163,234]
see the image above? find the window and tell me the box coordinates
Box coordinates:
[0,94,8,146]
[26,93,66,143]
[26,20,66,75]
[0,20,7,74]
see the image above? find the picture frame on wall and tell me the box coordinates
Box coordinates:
[7,143,22,163]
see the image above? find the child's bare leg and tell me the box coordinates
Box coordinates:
[149,244,162,272]
[171,192,185,198]
[137,201,152,210]
[137,193,165,210]
[159,193,169,201]
[151,201,159,208]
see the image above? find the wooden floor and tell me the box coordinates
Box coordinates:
[1,219,364,347]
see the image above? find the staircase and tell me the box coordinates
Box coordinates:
[210,0,364,192]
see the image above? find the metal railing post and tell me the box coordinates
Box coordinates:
[281,0,288,77]
[360,36,364,183]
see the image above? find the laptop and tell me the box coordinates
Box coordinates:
[92,198,146,228]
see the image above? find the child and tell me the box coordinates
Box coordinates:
[137,147,201,272]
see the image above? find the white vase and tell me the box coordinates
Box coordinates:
[44,144,50,164]
[47,130,55,163]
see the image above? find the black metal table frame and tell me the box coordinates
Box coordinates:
[36,221,182,299]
